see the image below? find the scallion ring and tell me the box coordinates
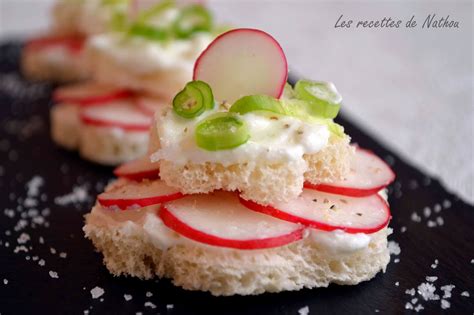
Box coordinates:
[294,80,342,119]
[173,84,206,119]
[195,113,250,151]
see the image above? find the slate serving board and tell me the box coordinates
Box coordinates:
[0,42,473,315]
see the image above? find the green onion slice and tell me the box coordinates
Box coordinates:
[136,0,175,23]
[128,23,170,41]
[187,81,214,110]
[195,113,250,151]
[229,95,285,116]
[173,84,205,118]
[294,80,342,119]
[173,4,212,38]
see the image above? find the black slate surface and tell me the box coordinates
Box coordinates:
[0,41,473,315]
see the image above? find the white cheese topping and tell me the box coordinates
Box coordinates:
[152,109,330,166]
[87,32,213,74]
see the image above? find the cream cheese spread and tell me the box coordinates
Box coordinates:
[87,32,213,74]
[88,204,375,253]
[151,108,330,166]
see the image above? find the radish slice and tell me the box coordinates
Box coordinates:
[193,28,288,103]
[25,35,84,54]
[135,96,166,116]
[160,192,304,249]
[53,82,133,106]
[114,156,160,181]
[98,179,183,210]
[80,100,152,131]
[305,148,395,197]
[240,189,390,234]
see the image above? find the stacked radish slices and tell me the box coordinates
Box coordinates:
[50,82,165,165]
[85,28,395,295]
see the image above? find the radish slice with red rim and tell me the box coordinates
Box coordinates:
[80,100,152,131]
[160,192,304,249]
[98,179,183,210]
[25,35,84,54]
[193,28,288,103]
[305,148,395,197]
[239,189,390,234]
[114,156,160,181]
[53,82,133,106]
[135,96,166,116]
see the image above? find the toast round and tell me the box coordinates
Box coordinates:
[50,103,150,165]
[84,203,390,296]
[21,47,88,82]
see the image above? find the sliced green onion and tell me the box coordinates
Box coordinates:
[128,23,170,41]
[173,84,205,118]
[230,95,285,116]
[195,114,250,151]
[110,11,128,32]
[173,4,212,38]
[294,80,342,119]
[187,80,214,110]
[282,82,296,99]
[136,0,175,23]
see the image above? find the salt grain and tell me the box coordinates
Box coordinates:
[38,259,45,266]
[436,217,444,226]
[442,199,451,209]
[434,204,442,213]
[144,302,156,309]
[440,285,455,298]
[440,299,450,309]
[298,306,309,315]
[417,283,439,301]
[400,226,407,233]
[423,207,431,218]
[461,291,470,297]
[146,291,153,297]
[49,271,59,279]
[90,287,105,299]
[59,252,67,258]
[124,294,132,301]
[395,282,399,286]
[411,212,421,223]
[166,304,174,309]
[54,185,89,206]
[388,241,401,255]
[426,276,438,282]
[3,279,8,285]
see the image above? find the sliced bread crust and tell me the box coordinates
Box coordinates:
[157,135,354,205]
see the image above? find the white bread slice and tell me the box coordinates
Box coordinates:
[21,46,88,82]
[50,103,150,165]
[79,125,149,166]
[157,135,354,205]
[84,202,390,296]
[50,103,81,150]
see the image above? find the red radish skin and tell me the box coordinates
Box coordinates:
[159,192,304,250]
[239,192,390,234]
[159,206,303,250]
[305,148,395,197]
[193,28,288,103]
[25,35,84,54]
[98,180,183,210]
[80,101,152,131]
[114,156,160,181]
[53,82,133,107]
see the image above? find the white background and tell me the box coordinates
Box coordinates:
[1,0,473,203]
